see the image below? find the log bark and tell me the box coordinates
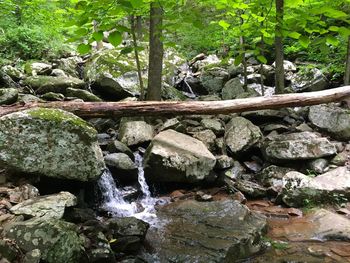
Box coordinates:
[1,86,350,118]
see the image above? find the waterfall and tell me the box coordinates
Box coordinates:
[97,151,161,225]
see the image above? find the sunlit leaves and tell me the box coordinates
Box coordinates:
[108,31,122,47]
[299,35,311,48]
[218,20,230,30]
[77,43,91,54]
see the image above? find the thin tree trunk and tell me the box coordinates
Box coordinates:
[146,2,164,101]
[93,20,103,50]
[1,86,350,118]
[345,36,350,85]
[131,15,145,100]
[136,16,143,39]
[275,0,285,94]
[239,15,248,90]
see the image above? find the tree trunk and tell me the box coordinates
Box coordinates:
[136,16,143,39]
[239,14,248,90]
[93,20,103,51]
[275,0,285,94]
[1,86,350,118]
[130,15,145,100]
[345,36,350,85]
[146,2,164,101]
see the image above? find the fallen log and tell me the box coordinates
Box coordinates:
[1,86,350,118]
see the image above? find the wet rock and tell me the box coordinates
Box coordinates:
[118,118,154,147]
[23,76,85,95]
[64,208,96,224]
[191,129,216,151]
[235,180,268,198]
[0,88,18,105]
[10,191,76,219]
[106,217,149,253]
[224,116,263,155]
[104,153,138,182]
[221,77,244,100]
[151,200,267,262]
[281,167,350,207]
[0,108,105,181]
[106,140,134,160]
[24,62,52,76]
[309,104,350,141]
[262,132,337,162]
[3,218,84,263]
[144,129,216,183]
[82,231,115,263]
[200,118,225,135]
[66,88,102,102]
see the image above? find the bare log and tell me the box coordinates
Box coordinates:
[1,86,350,118]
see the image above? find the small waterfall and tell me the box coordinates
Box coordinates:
[97,151,162,226]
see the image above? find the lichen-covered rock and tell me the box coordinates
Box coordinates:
[118,118,154,146]
[191,129,216,151]
[3,218,85,263]
[0,88,18,105]
[221,77,244,100]
[41,92,65,101]
[224,116,263,155]
[290,68,328,92]
[262,132,337,162]
[150,200,267,262]
[22,76,85,94]
[55,56,82,78]
[144,129,216,183]
[309,104,350,141]
[10,191,77,219]
[0,108,105,181]
[66,87,102,102]
[281,167,350,207]
[200,118,225,135]
[1,65,24,80]
[24,61,52,76]
[200,67,229,94]
[258,165,295,189]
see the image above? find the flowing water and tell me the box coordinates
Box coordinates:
[97,151,161,226]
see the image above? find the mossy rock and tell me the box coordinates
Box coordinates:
[0,88,18,105]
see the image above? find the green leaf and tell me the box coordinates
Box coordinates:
[130,0,143,8]
[92,31,104,42]
[108,31,122,47]
[75,28,88,37]
[299,36,311,48]
[326,35,339,46]
[328,26,339,32]
[120,47,133,55]
[234,54,243,66]
[218,20,230,30]
[257,55,267,64]
[288,31,301,39]
[75,1,87,10]
[77,44,91,55]
[115,25,131,33]
[339,27,350,37]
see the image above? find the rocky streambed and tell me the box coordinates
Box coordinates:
[1,51,350,262]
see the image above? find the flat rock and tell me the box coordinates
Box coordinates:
[118,118,154,147]
[144,129,216,183]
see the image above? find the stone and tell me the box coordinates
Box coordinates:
[150,200,267,262]
[307,158,329,174]
[50,68,67,77]
[24,62,52,76]
[200,67,229,94]
[191,129,216,151]
[66,88,102,102]
[118,118,154,147]
[258,165,295,189]
[200,118,225,135]
[106,140,134,160]
[10,191,77,220]
[224,116,263,155]
[18,94,44,103]
[221,77,244,100]
[272,60,297,72]
[104,153,137,182]
[0,108,105,181]
[144,129,216,183]
[0,88,18,105]
[0,238,21,262]
[309,104,350,141]
[3,218,84,263]
[191,54,221,71]
[290,68,328,92]
[235,180,268,198]
[262,132,337,162]
[41,92,65,101]
[281,167,350,207]
[161,84,187,101]
[215,155,234,169]
[1,65,24,81]
[22,76,85,95]
[55,56,82,78]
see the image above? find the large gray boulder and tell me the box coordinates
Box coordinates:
[262,132,337,162]
[118,118,154,147]
[309,104,350,141]
[22,76,85,94]
[200,67,229,94]
[0,88,18,105]
[224,116,263,155]
[144,129,216,183]
[10,191,77,219]
[3,218,84,263]
[0,108,105,181]
[150,200,267,262]
[281,167,350,207]
[290,68,328,92]
[221,77,244,100]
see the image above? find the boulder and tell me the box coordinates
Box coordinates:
[0,88,18,105]
[224,117,263,155]
[118,118,154,146]
[0,108,105,181]
[24,61,52,76]
[290,68,328,92]
[200,118,225,135]
[66,87,102,102]
[272,60,297,72]
[54,56,82,78]
[281,167,350,207]
[41,92,65,101]
[1,65,24,80]
[10,191,77,219]
[150,200,267,262]
[104,153,138,182]
[106,140,134,160]
[144,129,216,183]
[50,68,67,77]
[3,218,84,263]
[309,104,350,141]
[258,165,295,189]
[22,76,85,94]
[221,77,245,100]
[262,132,337,162]
[161,83,187,101]
[191,129,216,152]
[200,67,229,94]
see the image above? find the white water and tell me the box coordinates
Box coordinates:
[97,152,160,225]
